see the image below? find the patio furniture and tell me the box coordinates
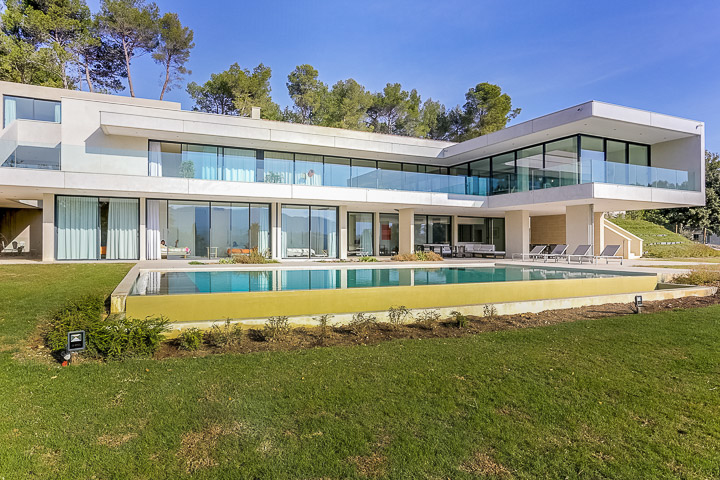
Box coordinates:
[541,244,568,262]
[441,245,452,257]
[563,245,593,263]
[478,244,506,258]
[206,246,218,258]
[512,245,546,261]
[161,245,190,259]
[453,245,466,258]
[592,244,623,264]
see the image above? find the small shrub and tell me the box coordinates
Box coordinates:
[391,251,443,262]
[219,248,278,264]
[415,310,440,330]
[263,316,290,342]
[359,256,378,262]
[483,304,498,319]
[450,310,468,328]
[178,327,203,351]
[315,313,334,339]
[349,312,377,336]
[46,296,168,359]
[204,319,243,348]
[188,261,204,265]
[673,266,720,287]
[387,305,412,327]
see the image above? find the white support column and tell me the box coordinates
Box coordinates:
[139,197,147,261]
[271,202,281,260]
[398,208,415,255]
[41,193,54,262]
[594,212,605,255]
[565,204,594,252]
[451,215,460,246]
[338,205,348,259]
[373,212,380,257]
[505,210,530,257]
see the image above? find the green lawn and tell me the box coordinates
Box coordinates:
[1,264,720,479]
[609,218,720,258]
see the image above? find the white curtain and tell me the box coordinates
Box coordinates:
[328,228,337,258]
[54,103,61,123]
[4,97,16,128]
[361,228,373,255]
[254,206,270,255]
[146,200,162,260]
[264,153,294,183]
[149,141,162,176]
[107,198,139,260]
[223,149,256,182]
[56,196,98,260]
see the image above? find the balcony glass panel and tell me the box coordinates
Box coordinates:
[323,156,351,187]
[491,152,515,194]
[516,145,543,192]
[263,151,294,184]
[352,159,377,188]
[181,144,218,180]
[580,136,604,183]
[606,139,626,187]
[295,153,323,186]
[469,158,491,196]
[377,161,402,190]
[544,137,578,188]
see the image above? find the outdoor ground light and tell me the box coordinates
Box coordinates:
[634,295,643,313]
[63,330,86,364]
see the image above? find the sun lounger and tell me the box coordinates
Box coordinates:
[541,244,568,262]
[563,245,592,263]
[512,245,546,261]
[592,244,623,264]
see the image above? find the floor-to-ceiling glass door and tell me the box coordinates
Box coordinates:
[167,201,210,258]
[281,205,338,259]
[348,212,374,256]
[379,213,399,256]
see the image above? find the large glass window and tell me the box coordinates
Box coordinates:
[377,161,402,190]
[222,148,256,182]
[469,159,491,196]
[263,151,294,184]
[516,145,543,191]
[580,136,605,183]
[210,202,270,257]
[281,205,337,258]
[414,215,451,247]
[167,201,210,258]
[491,152,515,194]
[379,213,399,256]
[348,212,374,256]
[457,217,489,243]
[4,95,61,127]
[491,218,506,251]
[182,144,218,180]
[295,154,323,186]
[544,137,578,188]
[56,195,138,261]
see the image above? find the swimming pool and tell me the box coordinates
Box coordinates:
[131,265,648,296]
[123,264,658,324]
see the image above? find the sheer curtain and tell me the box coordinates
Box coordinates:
[251,205,270,255]
[146,200,162,260]
[56,196,98,260]
[360,228,373,255]
[149,141,162,176]
[328,228,337,258]
[107,198,139,259]
[223,148,256,182]
[54,103,61,123]
[3,97,16,127]
[263,152,294,183]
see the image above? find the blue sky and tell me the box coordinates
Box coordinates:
[87,0,720,151]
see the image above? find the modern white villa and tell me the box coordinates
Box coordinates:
[0,81,706,262]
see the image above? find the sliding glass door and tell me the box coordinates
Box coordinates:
[167,201,210,258]
[281,205,338,258]
[56,195,139,260]
[348,212,374,256]
[379,213,399,256]
[209,202,271,257]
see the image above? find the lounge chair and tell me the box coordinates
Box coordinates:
[592,244,623,264]
[441,245,452,257]
[512,245,546,261]
[541,244,568,262]
[478,244,506,258]
[564,245,592,263]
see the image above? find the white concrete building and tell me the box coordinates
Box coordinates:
[0,81,705,262]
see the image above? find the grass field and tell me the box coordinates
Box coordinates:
[1,264,720,478]
[609,218,720,258]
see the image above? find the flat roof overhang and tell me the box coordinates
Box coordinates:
[99,101,703,166]
[0,169,704,216]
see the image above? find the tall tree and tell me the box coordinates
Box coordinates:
[322,78,372,130]
[460,82,520,140]
[366,83,420,135]
[99,0,159,97]
[188,63,281,120]
[73,17,126,93]
[286,64,327,124]
[415,99,446,139]
[153,12,193,100]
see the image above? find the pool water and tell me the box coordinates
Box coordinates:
[131,265,644,296]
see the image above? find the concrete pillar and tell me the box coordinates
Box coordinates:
[338,205,348,259]
[451,215,460,246]
[505,210,530,256]
[373,212,380,257]
[594,212,605,255]
[41,193,54,262]
[565,204,594,252]
[271,202,281,260]
[398,208,415,255]
[139,198,147,260]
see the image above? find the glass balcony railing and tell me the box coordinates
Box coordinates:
[0,140,700,195]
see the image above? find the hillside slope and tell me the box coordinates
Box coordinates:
[609,218,720,258]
